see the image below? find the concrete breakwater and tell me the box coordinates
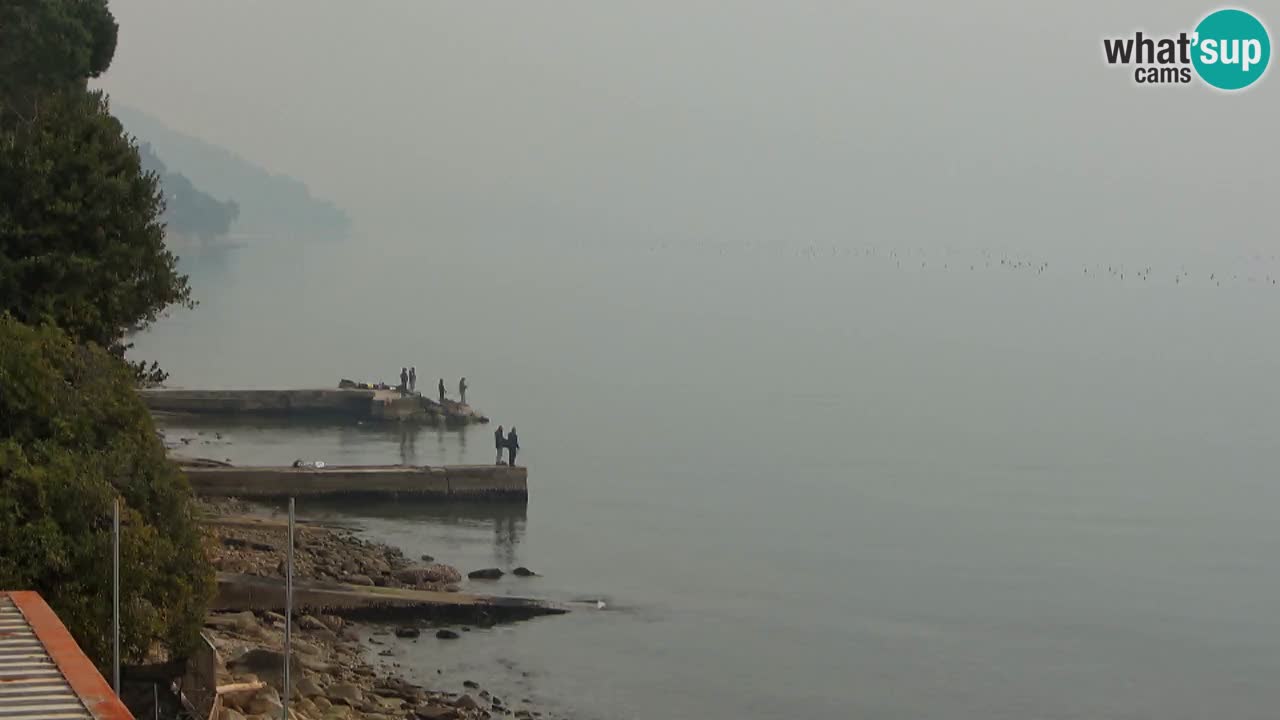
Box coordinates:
[184,463,528,501]
[141,387,489,424]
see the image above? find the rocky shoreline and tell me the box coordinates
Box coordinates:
[198,501,553,720]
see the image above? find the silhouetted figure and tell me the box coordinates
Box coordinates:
[494,425,505,465]
[438,378,446,403]
[507,427,519,467]
[399,367,408,393]
[459,377,468,405]
[408,367,417,392]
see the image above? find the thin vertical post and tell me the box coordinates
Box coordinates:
[112,497,120,695]
[282,498,294,719]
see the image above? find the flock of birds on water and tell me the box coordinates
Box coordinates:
[616,239,1280,290]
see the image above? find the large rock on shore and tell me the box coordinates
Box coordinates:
[416,706,460,720]
[327,682,364,706]
[228,648,301,689]
[296,677,325,699]
[397,563,462,586]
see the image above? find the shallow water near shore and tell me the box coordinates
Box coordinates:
[140,232,1280,720]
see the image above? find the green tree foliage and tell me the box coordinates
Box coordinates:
[0,316,213,668]
[0,0,118,115]
[0,0,213,674]
[2,0,190,378]
[0,90,193,362]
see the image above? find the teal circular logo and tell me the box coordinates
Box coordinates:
[1192,9,1271,90]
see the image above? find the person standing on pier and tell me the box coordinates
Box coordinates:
[459,377,468,405]
[409,367,417,393]
[494,424,505,464]
[400,367,409,393]
[507,426,520,467]
[438,378,446,403]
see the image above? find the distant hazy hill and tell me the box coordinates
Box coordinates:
[114,105,350,239]
[137,142,239,243]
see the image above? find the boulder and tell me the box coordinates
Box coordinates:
[228,648,300,687]
[327,682,364,706]
[420,554,435,562]
[205,611,259,634]
[346,573,375,586]
[435,629,460,640]
[397,564,462,585]
[395,626,421,639]
[297,654,337,674]
[246,687,283,716]
[295,676,325,698]
[512,567,538,577]
[453,694,480,710]
[292,638,322,656]
[374,677,424,702]
[297,697,320,717]
[220,709,247,720]
[416,706,460,720]
[310,628,339,644]
[467,568,504,580]
[298,614,327,631]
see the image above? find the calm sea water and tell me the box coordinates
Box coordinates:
[139,232,1280,720]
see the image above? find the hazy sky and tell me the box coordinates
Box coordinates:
[98,1,1277,252]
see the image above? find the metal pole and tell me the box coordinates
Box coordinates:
[282,498,294,720]
[112,498,120,695]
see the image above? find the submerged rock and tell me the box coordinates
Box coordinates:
[395,626,421,639]
[435,629,460,640]
[467,568,504,580]
[512,567,538,577]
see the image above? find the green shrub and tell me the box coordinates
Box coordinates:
[0,316,212,669]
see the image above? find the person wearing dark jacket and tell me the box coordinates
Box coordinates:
[438,378,446,403]
[408,367,417,392]
[399,367,408,393]
[507,427,520,467]
[494,425,505,465]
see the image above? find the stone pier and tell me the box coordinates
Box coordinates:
[140,387,489,424]
[182,463,527,501]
